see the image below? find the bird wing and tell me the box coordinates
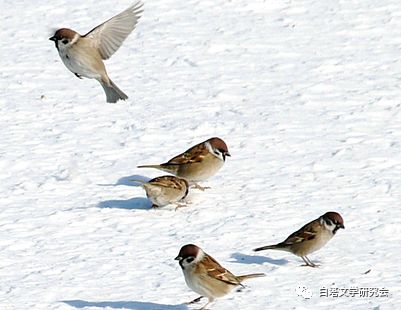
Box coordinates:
[282,220,320,245]
[84,1,143,59]
[148,176,185,190]
[166,143,208,165]
[202,254,241,286]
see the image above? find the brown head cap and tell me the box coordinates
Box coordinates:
[175,244,200,260]
[207,137,230,156]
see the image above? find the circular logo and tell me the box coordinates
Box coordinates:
[296,286,313,299]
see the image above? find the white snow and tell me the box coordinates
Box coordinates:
[1,0,400,309]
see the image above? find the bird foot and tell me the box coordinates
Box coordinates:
[191,183,210,191]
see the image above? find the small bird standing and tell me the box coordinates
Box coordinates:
[133,175,189,209]
[137,137,230,190]
[253,212,345,267]
[49,2,143,103]
[175,244,264,309]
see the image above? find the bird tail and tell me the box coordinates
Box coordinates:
[130,179,147,185]
[100,78,128,103]
[237,273,265,282]
[253,244,281,252]
[137,164,163,169]
[137,164,178,175]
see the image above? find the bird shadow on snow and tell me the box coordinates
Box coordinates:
[231,252,289,266]
[97,197,152,210]
[98,174,151,187]
[96,175,152,210]
[62,300,187,310]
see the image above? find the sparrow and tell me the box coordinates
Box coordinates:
[175,244,265,309]
[133,175,189,209]
[137,137,230,190]
[253,211,345,267]
[49,2,143,103]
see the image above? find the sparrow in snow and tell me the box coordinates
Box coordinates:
[253,211,344,267]
[133,175,189,209]
[137,137,230,190]
[175,244,264,309]
[49,2,143,103]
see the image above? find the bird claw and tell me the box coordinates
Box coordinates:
[174,203,187,211]
[191,183,210,191]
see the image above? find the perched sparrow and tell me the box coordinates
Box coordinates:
[175,244,264,309]
[49,2,143,103]
[133,175,189,209]
[253,212,344,267]
[137,137,230,190]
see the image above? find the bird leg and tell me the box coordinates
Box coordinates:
[199,298,214,310]
[301,256,318,267]
[174,203,188,211]
[191,183,210,191]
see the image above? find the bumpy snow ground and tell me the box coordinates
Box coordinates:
[1,0,400,309]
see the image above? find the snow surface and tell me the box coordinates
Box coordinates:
[1,0,401,309]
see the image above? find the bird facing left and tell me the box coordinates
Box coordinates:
[49,2,143,103]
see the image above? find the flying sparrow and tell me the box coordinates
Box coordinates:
[133,175,189,209]
[49,2,143,103]
[175,244,264,309]
[253,211,344,267]
[137,137,230,190]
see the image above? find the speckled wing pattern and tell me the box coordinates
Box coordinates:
[165,142,208,165]
[149,176,187,189]
[200,254,241,286]
[84,1,143,60]
[281,220,320,245]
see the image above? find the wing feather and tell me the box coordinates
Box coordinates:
[166,143,208,165]
[202,255,241,286]
[282,221,319,245]
[84,1,143,59]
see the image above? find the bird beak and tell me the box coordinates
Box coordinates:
[49,36,56,41]
[225,152,231,157]
[339,224,345,229]
[174,256,181,261]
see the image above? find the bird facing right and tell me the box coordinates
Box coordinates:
[137,137,230,190]
[253,212,344,267]
[134,175,189,209]
[175,244,264,310]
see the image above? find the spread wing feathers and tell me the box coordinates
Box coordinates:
[201,254,242,286]
[166,143,207,165]
[84,1,144,59]
[281,221,319,245]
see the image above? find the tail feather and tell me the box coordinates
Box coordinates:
[100,79,128,103]
[130,179,147,185]
[237,273,265,282]
[253,244,280,252]
[137,164,163,169]
[137,164,177,175]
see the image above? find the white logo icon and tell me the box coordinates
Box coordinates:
[296,286,313,299]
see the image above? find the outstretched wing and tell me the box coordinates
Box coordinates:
[84,1,143,59]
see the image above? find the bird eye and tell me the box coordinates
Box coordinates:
[62,39,68,44]
[186,257,194,263]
